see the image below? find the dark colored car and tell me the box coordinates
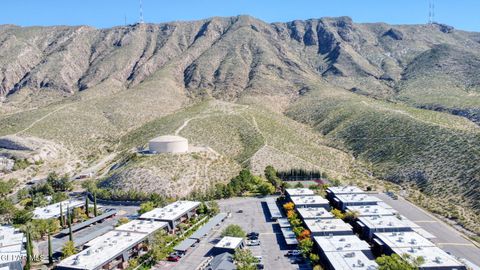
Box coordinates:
[256,263,265,269]
[248,235,259,240]
[167,255,181,262]
[237,209,244,213]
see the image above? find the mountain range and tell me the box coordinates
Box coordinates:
[0,16,478,235]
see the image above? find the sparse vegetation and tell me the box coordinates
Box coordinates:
[221,224,246,238]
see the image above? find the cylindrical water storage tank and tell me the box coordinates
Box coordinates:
[148,135,188,153]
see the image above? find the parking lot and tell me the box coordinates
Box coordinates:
[154,197,310,270]
[374,193,480,267]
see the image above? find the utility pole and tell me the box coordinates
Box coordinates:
[139,0,144,24]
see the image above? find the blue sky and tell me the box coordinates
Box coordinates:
[2,0,479,31]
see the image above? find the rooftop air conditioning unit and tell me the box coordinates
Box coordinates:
[344,252,355,258]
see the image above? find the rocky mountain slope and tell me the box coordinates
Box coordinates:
[0,16,478,233]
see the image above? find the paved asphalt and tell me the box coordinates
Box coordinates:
[374,193,480,266]
[154,197,310,270]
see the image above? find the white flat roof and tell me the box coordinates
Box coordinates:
[358,215,412,230]
[57,230,147,270]
[150,135,187,142]
[392,246,465,269]
[314,235,371,252]
[324,250,378,270]
[139,201,200,221]
[305,218,353,234]
[265,198,282,218]
[285,188,315,197]
[346,205,396,217]
[377,201,395,210]
[327,186,366,195]
[374,231,435,249]
[281,227,296,239]
[32,199,83,219]
[114,219,168,234]
[297,207,334,219]
[335,194,382,204]
[281,227,299,245]
[291,195,329,206]
[0,226,25,264]
[214,237,243,249]
[277,218,291,228]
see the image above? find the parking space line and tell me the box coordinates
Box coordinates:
[436,243,476,247]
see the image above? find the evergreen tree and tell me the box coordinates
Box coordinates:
[48,232,53,264]
[24,230,31,270]
[67,209,73,241]
[59,203,64,227]
[85,196,89,217]
[93,193,98,217]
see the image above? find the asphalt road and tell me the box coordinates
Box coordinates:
[374,193,480,267]
[154,197,310,270]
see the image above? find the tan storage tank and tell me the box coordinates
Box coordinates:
[148,135,188,153]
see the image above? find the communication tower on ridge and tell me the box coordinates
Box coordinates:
[428,0,435,24]
[139,0,144,24]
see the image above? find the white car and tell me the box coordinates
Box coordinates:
[285,250,302,256]
[247,240,261,246]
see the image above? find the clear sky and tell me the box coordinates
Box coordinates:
[2,0,479,32]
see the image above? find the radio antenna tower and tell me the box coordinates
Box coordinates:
[428,0,435,24]
[139,0,144,24]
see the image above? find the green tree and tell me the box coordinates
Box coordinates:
[331,208,345,219]
[298,238,314,257]
[12,209,33,225]
[258,182,275,195]
[52,192,69,203]
[344,210,359,222]
[84,197,90,217]
[309,253,320,264]
[221,224,246,238]
[61,241,76,258]
[264,165,282,189]
[93,193,98,217]
[233,248,258,270]
[67,210,73,241]
[24,230,32,270]
[207,201,220,216]
[0,198,15,216]
[197,202,208,215]
[48,232,53,264]
[138,201,155,214]
[60,203,64,227]
[376,254,423,270]
[294,182,304,188]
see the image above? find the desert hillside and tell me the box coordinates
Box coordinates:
[0,16,478,233]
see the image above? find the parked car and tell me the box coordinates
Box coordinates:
[256,263,265,269]
[290,256,305,264]
[285,250,302,257]
[167,255,181,262]
[247,240,261,246]
[237,209,244,213]
[247,232,259,237]
[248,235,259,240]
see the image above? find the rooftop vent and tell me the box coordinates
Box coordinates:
[344,252,356,258]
